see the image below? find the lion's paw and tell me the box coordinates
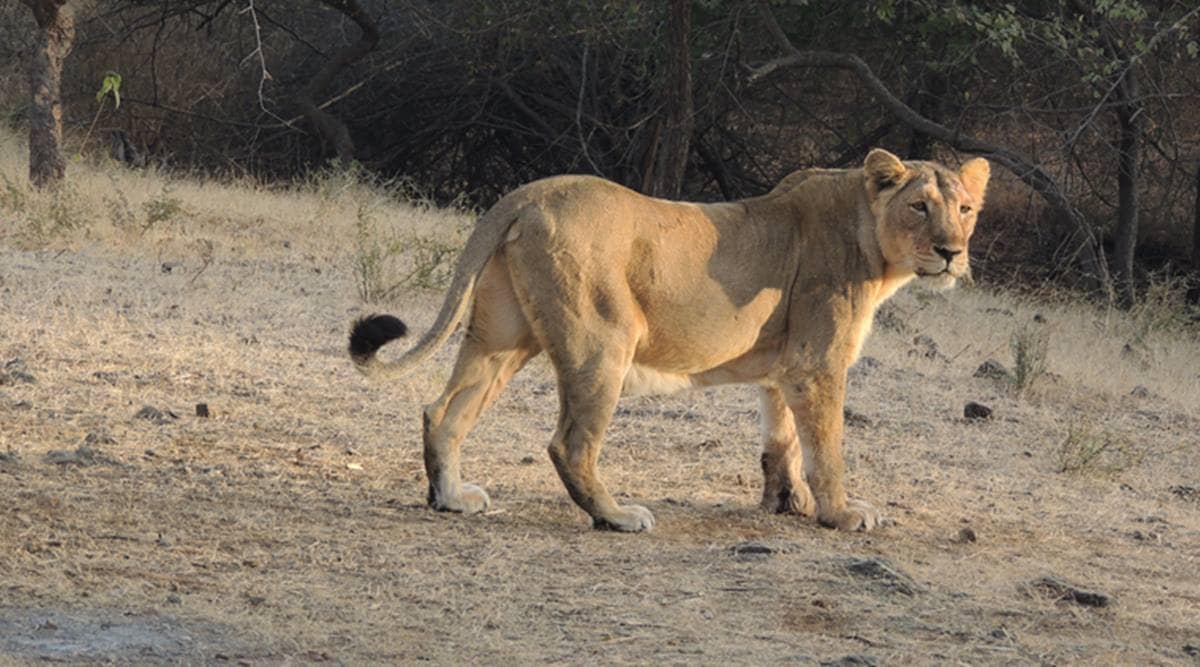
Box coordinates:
[592,504,655,532]
[431,483,491,515]
[818,498,881,532]
[762,483,817,517]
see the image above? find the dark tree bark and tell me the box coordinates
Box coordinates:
[907,70,944,161]
[23,0,76,189]
[1189,160,1200,307]
[297,0,380,164]
[1113,66,1141,307]
[644,0,693,198]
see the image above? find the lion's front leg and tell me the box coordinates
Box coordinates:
[788,374,881,531]
[757,387,816,516]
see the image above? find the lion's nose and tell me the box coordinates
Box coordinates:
[934,246,962,264]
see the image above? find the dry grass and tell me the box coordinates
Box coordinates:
[2,131,1199,664]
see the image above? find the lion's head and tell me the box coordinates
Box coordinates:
[863,148,990,288]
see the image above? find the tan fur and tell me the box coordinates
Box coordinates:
[353,149,990,532]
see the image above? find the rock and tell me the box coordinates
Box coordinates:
[519,455,537,465]
[1130,385,1151,398]
[43,446,119,467]
[973,359,1010,380]
[1183,644,1198,657]
[0,449,19,465]
[843,407,872,428]
[134,405,179,424]
[166,594,182,604]
[92,371,119,384]
[821,655,878,667]
[0,359,36,385]
[874,305,907,333]
[82,431,116,447]
[909,334,943,360]
[195,403,210,418]
[983,307,1014,317]
[1030,576,1112,608]
[955,527,978,543]
[732,541,775,556]
[964,401,993,420]
[1033,313,1046,323]
[850,356,881,376]
[1169,485,1197,502]
[840,557,921,595]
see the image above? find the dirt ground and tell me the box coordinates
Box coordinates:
[2,180,1199,664]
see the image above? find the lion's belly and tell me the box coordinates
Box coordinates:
[631,282,785,368]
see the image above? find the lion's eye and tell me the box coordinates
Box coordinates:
[960,205,972,215]
[910,202,927,214]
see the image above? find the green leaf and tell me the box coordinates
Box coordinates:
[95,71,122,109]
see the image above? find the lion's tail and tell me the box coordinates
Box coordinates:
[348,198,522,381]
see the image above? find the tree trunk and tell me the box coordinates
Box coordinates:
[297,0,380,165]
[24,0,76,189]
[644,0,693,198]
[907,70,944,161]
[1188,160,1200,306]
[1113,66,1140,308]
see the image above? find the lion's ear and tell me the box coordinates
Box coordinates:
[864,148,907,191]
[959,157,990,207]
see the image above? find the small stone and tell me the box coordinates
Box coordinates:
[92,371,119,384]
[1183,644,1199,657]
[1033,313,1046,323]
[843,407,872,428]
[732,541,775,556]
[973,359,1010,380]
[0,359,36,385]
[840,557,921,595]
[1130,385,1151,399]
[519,455,537,465]
[910,334,943,360]
[135,405,179,424]
[821,655,879,667]
[956,527,978,543]
[874,305,907,333]
[1169,485,1197,502]
[44,446,117,467]
[82,431,116,447]
[195,403,210,418]
[851,356,881,376]
[1030,576,1112,608]
[964,401,993,420]
[166,594,182,604]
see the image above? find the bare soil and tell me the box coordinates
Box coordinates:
[2,236,1198,665]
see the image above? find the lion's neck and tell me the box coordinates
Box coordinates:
[770,170,914,314]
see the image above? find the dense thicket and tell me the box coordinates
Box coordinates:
[3,0,1199,296]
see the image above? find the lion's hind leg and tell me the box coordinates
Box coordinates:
[547,354,655,532]
[758,386,816,517]
[422,256,538,514]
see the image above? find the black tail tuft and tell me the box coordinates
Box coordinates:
[349,314,408,361]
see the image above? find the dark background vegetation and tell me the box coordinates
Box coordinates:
[5,0,1200,304]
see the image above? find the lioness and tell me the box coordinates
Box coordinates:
[350,148,989,532]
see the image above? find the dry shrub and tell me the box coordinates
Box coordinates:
[1055,424,1143,476]
[1009,324,1049,396]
